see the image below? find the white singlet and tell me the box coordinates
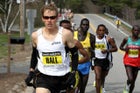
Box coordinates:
[95,35,108,59]
[36,27,70,76]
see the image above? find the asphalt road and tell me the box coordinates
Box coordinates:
[1,14,140,93]
[72,14,140,93]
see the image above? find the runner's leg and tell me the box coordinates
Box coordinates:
[79,74,89,93]
[94,66,102,93]
[36,88,51,93]
[125,66,138,93]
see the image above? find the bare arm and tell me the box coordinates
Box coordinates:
[31,31,38,48]
[90,33,95,58]
[63,29,78,71]
[75,40,89,64]
[63,29,75,48]
[102,36,118,54]
[25,31,38,86]
[119,37,128,52]
[29,31,38,72]
[108,37,118,52]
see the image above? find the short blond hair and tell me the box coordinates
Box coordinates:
[41,3,58,17]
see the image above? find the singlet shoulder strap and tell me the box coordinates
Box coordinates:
[58,27,63,34]
[36,28,43,36]
[105,35,110,58]
[104,35,109,50]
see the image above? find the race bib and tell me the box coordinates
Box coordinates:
[128,49,139,58]
[95,43,106,50]
[42,52,62,65]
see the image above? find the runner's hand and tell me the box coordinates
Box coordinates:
[25,71,35,86]
[91,57,95,70]
[66,71,79,89]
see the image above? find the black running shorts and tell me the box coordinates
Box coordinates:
[94,58,110,71]
[34,70,69,93]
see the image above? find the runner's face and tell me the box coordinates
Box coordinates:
[42,9,58,30]
[62,23,71,30]
[132,27,140,37]
[97,26,105,38]
[81,20,89,33]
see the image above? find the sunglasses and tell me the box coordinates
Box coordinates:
[134,29,140,31]
[82,24,89,26]
[98,29,105,31]
[43,16,57,20]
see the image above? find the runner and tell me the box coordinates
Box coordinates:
[115,18,121,31]
[120,25,140,93]
[59,20,72,30]
[92,27,111,91]
[94,24,118,93]
[60,19,90,93]
[25,4,78,93]
[74,18,95,93]
[102,26,116,92]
